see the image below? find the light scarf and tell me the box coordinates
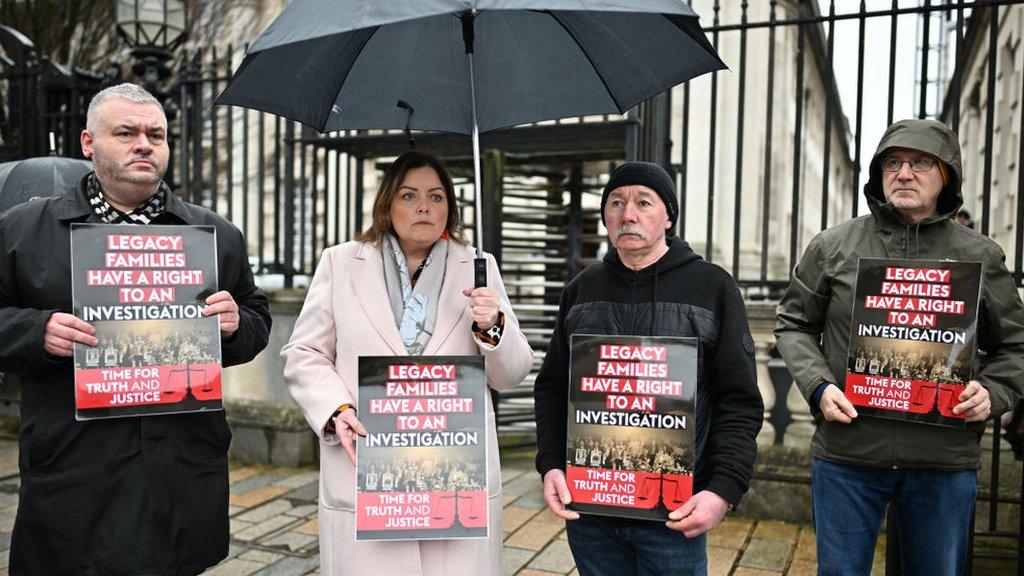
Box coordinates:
[382,233,447,355]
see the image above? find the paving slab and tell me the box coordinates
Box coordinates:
[753,520,800,543]
[501,467,531,485]
[237,500,294,523]
[0,443,849,576]
[738,538,793,572]
[230,518,254,537]
[231,485,293,509]
[287,483,320,503]
[238,549,285,565]
[510,489,549,510]
[205,558,265,576]
[260,530,318,553]
[272,471,319,489]
[233,515,297,542]
[527,539,575,574]
[255,555,321,576]
[733,568,784,576]
[231,473,290,496]
[794,528,816,562]
[503,506,539,534]
[284,504,318,518]
[502,473,541,500]
[789,559,817,576]
[505,509,566,551]
[708,545,740,576]
[503,546,536,576]
[229,466,263,484]
[294,518,318,535]
[708,517,754,549]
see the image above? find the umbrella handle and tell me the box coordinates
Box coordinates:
[474,257,487,289]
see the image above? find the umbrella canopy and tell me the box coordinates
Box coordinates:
[215,0,725,135]
[0,156,92,214]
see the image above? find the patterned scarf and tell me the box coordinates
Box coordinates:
[85,172,166,224]
[381,233,447,355]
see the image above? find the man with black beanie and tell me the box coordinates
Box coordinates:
[533,161,764,575]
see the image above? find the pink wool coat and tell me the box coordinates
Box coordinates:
[281,240,533,576]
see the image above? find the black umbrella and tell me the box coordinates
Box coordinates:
[0,156,92,214]
[216,0,725,283]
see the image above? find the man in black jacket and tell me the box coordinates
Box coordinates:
[0,83,271,575]
[533,162,763,575]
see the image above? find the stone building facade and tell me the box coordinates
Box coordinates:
[943,5,1023,270]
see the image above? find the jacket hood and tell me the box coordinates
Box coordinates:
[864,119,964,224]
[603,236,701,281]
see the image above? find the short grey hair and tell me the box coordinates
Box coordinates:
[86,83,164,132]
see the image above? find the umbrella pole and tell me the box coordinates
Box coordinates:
[468,46,487,289]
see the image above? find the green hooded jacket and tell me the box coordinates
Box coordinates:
[775,119,1024,470]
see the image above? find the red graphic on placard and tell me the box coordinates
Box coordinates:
[937,384,967,417]
[566,466,693,510]
[355,491,487,531]
[74,362,221,409]
[845,373,965,419]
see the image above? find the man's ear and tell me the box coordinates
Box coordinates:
[81,130,94,159]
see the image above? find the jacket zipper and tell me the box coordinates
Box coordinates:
[900,227,909,256]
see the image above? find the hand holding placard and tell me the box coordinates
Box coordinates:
[45,312,98,357]
[952,380,990,422]
[820,384,858,424]
[202,291,240,338]
[666,490,729,537]
[543,469,580,521]
[336,407,368,466]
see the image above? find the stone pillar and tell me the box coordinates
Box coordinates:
[784,379,815,449]
[222,289,318,467]
[744,301,777,446]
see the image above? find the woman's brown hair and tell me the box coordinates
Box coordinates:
[355,151,468,246]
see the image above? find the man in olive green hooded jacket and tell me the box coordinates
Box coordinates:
[776,119,1024,575]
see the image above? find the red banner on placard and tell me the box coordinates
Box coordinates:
[845,373,965,419]
[74,363,221,409]
[355,490,487,531]
[566,466,692,511]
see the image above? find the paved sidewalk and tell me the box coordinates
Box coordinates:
[0,438,840,576]
[0,438,1015,575]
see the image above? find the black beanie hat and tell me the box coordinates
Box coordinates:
[600,162,678,235]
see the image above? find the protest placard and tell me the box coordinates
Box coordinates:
[845,258,982,427]
[565,335,697,521]
[356,356,488,540]
[71,224,221,420]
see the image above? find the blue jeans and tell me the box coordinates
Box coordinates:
[812,458,977,576]
[565,514,707,576]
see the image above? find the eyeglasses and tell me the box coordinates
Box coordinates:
[880,156,938,173]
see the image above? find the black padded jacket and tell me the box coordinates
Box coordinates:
[533,237,763,508]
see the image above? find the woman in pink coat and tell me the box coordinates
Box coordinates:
[281,151,533,576]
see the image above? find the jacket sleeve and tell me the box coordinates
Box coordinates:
[476,252,533,391]
[281,248,353,442]
[0,212,66,375]
[774,233,838,406]
[533,287,572,477]
[975,243,1024,415]
[701,284,764,508]
[220,226,271,368]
